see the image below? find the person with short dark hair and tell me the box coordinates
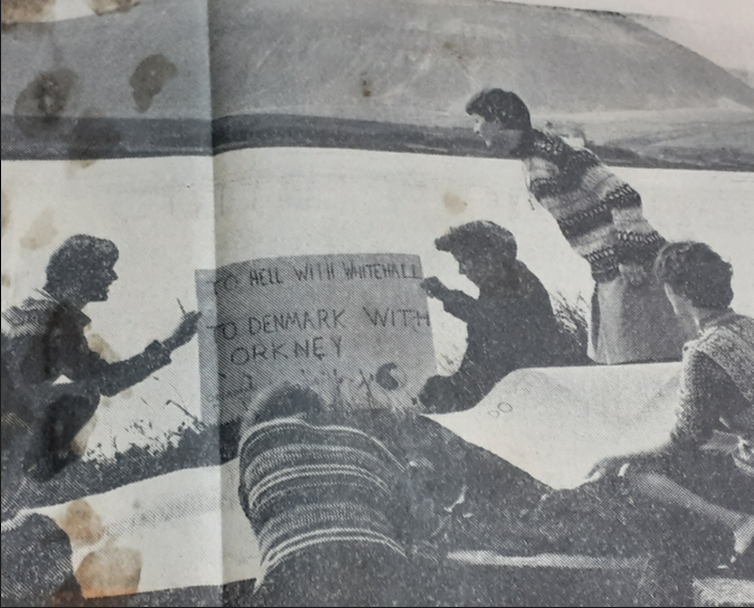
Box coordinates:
[465,88,691,364]
[419,220,563,413]
[654,241,736,310]
[237,385,468,606]
[590,241,754,570]
[2,234,200,482]
[1,234,200,603]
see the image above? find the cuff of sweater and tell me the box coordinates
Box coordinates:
[143,340,172,369]
[615,232,666,267]
[585,249,620,283]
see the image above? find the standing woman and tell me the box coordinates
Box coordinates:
[465,88,692,364]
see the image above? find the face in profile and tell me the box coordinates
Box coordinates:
[81,259,119,303]
[473,116,523,153]
[457,253,496,286]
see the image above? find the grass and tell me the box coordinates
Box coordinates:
[9,294,592,510]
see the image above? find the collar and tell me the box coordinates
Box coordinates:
[35,289,91,327]
[698,308,737,333]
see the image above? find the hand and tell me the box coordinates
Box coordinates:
[164,311,201,352]
[587,456,630,482]
[619,263,649,287]
[421,277,448,300]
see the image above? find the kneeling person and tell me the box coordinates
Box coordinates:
[419,221,563,413]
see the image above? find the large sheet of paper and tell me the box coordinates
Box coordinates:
[196,254,435,422]
[24,363,680,596]
[428,362,683,489]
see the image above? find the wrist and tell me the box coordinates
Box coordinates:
[145,340,172,366]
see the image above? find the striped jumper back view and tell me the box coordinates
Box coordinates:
[238,417,410,581]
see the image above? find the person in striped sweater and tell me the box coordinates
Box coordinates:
[465,88,692,364]
[237,385,468,606]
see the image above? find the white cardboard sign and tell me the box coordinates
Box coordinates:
[196,253,436,422]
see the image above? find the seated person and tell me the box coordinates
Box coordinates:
[591,242,754,570]
[419,221,563,413]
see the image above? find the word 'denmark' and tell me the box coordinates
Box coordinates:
[209,309,346,341]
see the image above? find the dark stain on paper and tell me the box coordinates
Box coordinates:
[76,547,142,598]
[443,192,468,214]
[86,333,120,363]
[129,55,178,113]
[69,119,122,160]
[1,190,10,237]
[360,75,372,98]
[1,0,55,25]
[14,69,78,133]
[57,499,106,546]
[20,208,58,250]
[442,39,471,68]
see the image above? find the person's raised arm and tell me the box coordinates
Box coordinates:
[420,277,476,322]
[58,310,200,397]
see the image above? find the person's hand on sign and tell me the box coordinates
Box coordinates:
[421,277,450,300]
[586,456,632,482]
[163,310,202,353]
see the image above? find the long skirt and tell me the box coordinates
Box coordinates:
[589,274,693,365]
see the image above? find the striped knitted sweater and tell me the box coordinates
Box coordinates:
[674,311,754,474]
[238,417,410,580]
[522,130,665,283]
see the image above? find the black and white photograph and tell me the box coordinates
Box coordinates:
[2,0,753,605]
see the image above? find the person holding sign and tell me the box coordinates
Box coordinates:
[2,234,200,483]
[465,88,691,365]
[419,221,563,413]
[589,242,754,571]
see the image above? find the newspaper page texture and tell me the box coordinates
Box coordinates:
[2,0,753,606]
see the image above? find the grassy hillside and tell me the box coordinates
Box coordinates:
[211,0,754,120]
[209,0,754,169]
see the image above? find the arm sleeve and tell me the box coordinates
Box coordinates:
[53,324,172,397]
[440,290,478,323]
[521,131,664,280]
[90,342,172,397]
[670,351,732,448]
